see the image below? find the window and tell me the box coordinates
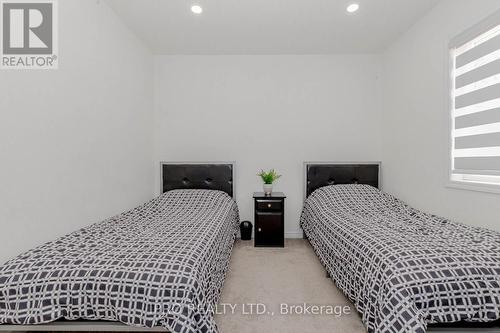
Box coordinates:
[449,11,500,191]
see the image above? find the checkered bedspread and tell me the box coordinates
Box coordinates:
[300,185,500,333]
[0,190,239,333]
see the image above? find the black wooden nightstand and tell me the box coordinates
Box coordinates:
[253,192,285,247]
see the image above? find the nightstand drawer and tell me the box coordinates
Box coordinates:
[256,200,282,211]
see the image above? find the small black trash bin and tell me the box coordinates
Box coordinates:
[240,221,253,240]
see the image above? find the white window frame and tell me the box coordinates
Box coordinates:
[447,10,500,194]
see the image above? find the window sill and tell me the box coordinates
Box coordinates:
[446,180,500,195]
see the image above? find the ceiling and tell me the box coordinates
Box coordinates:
[105,0,440,55]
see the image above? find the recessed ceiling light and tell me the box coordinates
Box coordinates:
[191,5,203,14]
[346,3,360,13]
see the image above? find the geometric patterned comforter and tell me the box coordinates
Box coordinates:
[0,189,239,333]
[300,185,500,333]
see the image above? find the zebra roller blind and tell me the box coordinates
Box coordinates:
[450,10,500,185]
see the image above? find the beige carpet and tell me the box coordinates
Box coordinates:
[215,239,366,333]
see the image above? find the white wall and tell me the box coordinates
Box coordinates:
[154,55,383,237]
[0,0,154,264]
[381,0,500,231]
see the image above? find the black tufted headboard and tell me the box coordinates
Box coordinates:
[305,163,380,198]
[162,163,234,197]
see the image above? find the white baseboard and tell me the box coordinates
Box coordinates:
[285,231,304,239]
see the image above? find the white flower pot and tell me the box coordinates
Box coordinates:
[263,184,273,195]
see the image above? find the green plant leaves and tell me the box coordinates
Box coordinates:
[258,169,282,184]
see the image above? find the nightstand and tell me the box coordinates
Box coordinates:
[253,192,285,247]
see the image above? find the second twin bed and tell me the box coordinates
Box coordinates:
[301,163,500,332]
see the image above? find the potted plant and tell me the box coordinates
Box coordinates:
[258,169,281,195]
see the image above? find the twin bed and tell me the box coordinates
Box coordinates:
[301,163,500,333]
[0,163,239,333]
[0,162,499,333]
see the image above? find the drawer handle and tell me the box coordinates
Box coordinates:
[267,204,272,208]
[258,228,262,232]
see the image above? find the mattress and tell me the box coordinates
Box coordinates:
[0,189,240,333]
[300,184,500,333]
